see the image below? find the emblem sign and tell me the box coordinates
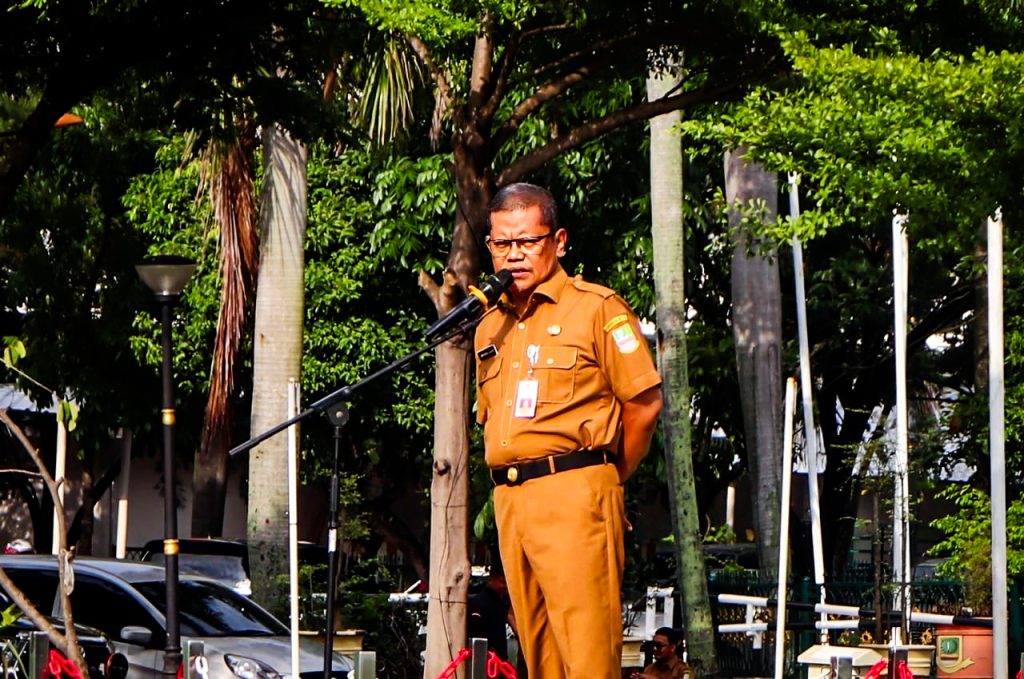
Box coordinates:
[936,634,975,674]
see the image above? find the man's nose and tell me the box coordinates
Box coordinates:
[505,242,527,259]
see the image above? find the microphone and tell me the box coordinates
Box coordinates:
[426,269,513,341]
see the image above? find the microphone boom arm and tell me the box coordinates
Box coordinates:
[229,313,485,458]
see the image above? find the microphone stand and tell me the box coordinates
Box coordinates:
[228,316,485,679]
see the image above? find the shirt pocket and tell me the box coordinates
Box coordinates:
[535,346,577,404]
[477,356,503,419]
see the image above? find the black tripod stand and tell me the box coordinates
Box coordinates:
[228,319,479,679]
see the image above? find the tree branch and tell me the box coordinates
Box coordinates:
[497,79,746,186]
[0,468,43,477]
[527,30,640,83]
[468,12,495,112]
[480,23,572,124]
[0,409,87,677]
[405,33,454,117]
[491,33,644,149]
[417,270,442,311]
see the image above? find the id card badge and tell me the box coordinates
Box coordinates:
[514,379,539,418]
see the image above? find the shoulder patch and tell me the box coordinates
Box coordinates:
[603,314,630,332]
[572,278,616,299]
[611,323,640,354]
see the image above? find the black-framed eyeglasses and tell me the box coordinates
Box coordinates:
[652,642,668,650]
[485,231,553,255]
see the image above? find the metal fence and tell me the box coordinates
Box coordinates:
[707,573,1022,679]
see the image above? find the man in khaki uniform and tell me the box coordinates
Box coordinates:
[474,183,663,678]
[632,627,692,679]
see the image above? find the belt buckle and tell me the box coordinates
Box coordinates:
[506,465,520,484]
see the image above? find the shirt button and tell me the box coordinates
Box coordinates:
[501,440,509,447]
[505,400,512,407]
[546,358,554,365]
[512,361,519,368]
[517,323,525,330]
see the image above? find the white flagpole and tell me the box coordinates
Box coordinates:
[787,173,827,635]
[775,377,797,679]
[288,379,301,679]
[987,211,1008,679]
[891,211,911,642]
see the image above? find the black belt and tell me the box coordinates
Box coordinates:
[490,449,613,486]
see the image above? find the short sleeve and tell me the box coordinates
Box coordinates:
[474,371,489,425]
[595,295,661,402]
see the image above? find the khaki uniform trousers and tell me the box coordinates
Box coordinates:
[494,462,625,678]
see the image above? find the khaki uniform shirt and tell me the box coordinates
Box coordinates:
[474,267,661,468]
[642,659,693,679]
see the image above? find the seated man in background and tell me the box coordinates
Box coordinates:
[632,627,692,679]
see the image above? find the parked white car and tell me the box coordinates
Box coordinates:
[0,555,352,679]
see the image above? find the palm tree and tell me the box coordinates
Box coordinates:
[192,125,260,538]
[725,147,783,577]
[246,122,309,605]
[647,61,716,670]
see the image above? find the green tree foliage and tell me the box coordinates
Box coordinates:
[931,485,1024,611]
[0,96,169,459]
[125,137,447,574]
[690,37,1024,239]
[681,19,1024,575]
[0,0,317,212]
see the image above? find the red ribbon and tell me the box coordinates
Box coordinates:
[44,649,83,679]
[863,659,914,679]
[435,648,518,679]
[486,652,518,678]
[436,648,472,679]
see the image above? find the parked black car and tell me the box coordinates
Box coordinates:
[0,587,128,679]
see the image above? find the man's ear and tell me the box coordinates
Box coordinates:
[554,228,568,258]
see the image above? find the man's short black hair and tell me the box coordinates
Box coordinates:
[655,627,681,645]
[488,183,559,232]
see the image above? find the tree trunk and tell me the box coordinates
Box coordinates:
[647,65,717,672]
[247,124,307,612]
[192,428,229,537]
[422,176,487,676]
[724,147,783,578]
[424,338,473,677]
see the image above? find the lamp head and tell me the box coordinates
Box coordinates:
[136,255,196,301]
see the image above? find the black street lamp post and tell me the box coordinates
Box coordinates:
[136,255,196,677]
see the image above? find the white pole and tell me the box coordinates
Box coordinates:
[287,379,301,679]
[774,377,797,679]
[891,211,911,643]
[987,211,1008,679]
[115,428,133,559]
[787,174,827,633]
[51,394,67,555]
[726,484,736,530]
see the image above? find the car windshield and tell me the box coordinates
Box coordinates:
[148,554,251,595]
[133,580,288,637]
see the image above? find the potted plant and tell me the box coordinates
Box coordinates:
[927,485,1024,678]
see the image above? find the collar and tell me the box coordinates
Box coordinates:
[655,656,680,670]
[499,265,569,312]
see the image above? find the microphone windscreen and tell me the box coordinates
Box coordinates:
[481,269,513,302]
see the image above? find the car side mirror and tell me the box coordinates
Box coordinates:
[105,652,130,679]
[119,626,154,646]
